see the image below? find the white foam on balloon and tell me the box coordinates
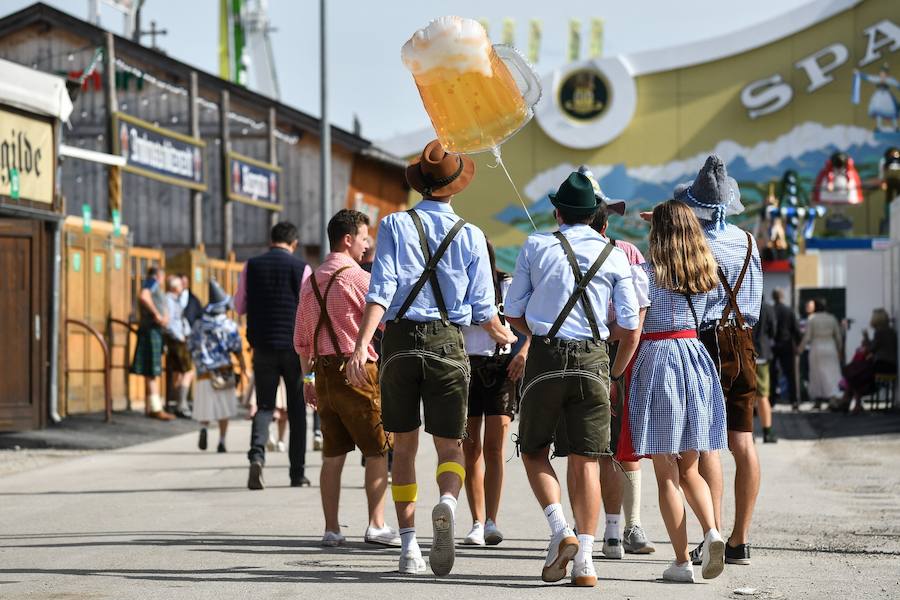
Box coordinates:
[401,16,492,77]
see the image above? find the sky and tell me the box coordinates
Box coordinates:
[0,0,814,143]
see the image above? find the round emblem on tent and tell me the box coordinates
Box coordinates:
[558,68,610,122]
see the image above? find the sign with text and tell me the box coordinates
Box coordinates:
[226,151,282,210]
[113,112,207,191]
[0,107,54,204]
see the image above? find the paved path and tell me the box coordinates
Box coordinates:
[1,411,899,599]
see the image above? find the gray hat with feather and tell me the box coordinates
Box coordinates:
[673,155,744,229]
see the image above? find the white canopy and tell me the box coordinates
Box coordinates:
[0,57,73,122]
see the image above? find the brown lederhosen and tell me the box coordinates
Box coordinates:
[310,266,389,458]
[699,231,758,433]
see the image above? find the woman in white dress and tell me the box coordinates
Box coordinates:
[798,298,843,407]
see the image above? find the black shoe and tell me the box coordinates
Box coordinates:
[725,543,751,565]
[763,431,778,444]
[176,408,193,419]
[690,541,703,565]
[217,441,227,453]
[248,462,265,490]
[291,476,311,487]
[198,429,208,451]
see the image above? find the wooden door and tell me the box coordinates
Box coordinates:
[0,219,42,431]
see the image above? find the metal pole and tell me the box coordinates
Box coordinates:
[220,89,233,258]
[268,106,279,230]
[319,0,330,261]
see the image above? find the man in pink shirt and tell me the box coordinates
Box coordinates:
[295,209,399,548]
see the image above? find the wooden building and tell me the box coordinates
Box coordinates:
[0,2,408,262]
[0,57,72,431]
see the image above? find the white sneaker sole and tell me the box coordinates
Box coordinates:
[461,537,485,546]
[542,535,579,583]
[398,558,426,575]
[365,536,401,547]
[430,503,455,576]
[602,544,624,559]
[702,538,725,579]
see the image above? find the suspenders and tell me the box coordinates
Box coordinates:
[394,209,467,325]
[716,231,754,329]
[547,232,615,342]
[310,266,351,358]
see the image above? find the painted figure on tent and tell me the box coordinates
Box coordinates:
[854,63,900,132]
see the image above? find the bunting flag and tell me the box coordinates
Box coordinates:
[569,19,581,62]
[590,18,604,58]
[528,19,542,64]
[502,18,515,46]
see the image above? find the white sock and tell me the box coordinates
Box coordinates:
[439,494,458,516]
[623,470,642,528]
[544,503,568,536]
[577,534,594,563]
[148,394,164,413]
[399,527,419,555]
[605,513,622,540]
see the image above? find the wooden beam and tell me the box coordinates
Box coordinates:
[268,106,279,230]
[104,32,121,220]
[220,89,233,258]
[189,71,203,248]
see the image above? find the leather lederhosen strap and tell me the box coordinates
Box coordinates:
[311,266,351,359]
[717,231,754,330]
[547,232,615,342]
[394,209,467,325]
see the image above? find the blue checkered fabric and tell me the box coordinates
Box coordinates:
[628,263,728,455]
[701,222,763,326]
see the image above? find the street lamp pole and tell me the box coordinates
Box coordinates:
[319,0,330,261]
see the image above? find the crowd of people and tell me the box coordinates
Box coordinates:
[126,138,896,587]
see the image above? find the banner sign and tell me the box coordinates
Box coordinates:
[0,107,54,204]
[112,112,207,191]
[226,151,282,210]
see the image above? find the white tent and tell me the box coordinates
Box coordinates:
[0,56,73,122]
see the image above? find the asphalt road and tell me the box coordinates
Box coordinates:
[1,409,898,599]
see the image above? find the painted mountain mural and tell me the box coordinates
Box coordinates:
[492,122,900,272]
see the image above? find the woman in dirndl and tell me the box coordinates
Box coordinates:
[187,280,245,453]
[628,200,727,584]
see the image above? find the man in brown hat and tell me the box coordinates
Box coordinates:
[346,140,515,577]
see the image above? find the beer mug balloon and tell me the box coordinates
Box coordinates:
[402,16,541,228]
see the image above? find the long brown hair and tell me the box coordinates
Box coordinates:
[649,200,719,295]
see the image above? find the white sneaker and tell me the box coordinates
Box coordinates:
[663,561,695,583]
[570,559,598,587]
[484,519,504,546]
[542,527,579,583]
[602,537,624,559]
[320,530,345,547]
[701,529,725,580]
[266,431,277,451]
[276,440,286,453]
[364,524,401,547]
[313,431,323,451]
[398,548,426,574]
[462,522,485,546]
[430,502,456,576]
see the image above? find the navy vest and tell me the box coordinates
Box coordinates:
[245,247,307,351]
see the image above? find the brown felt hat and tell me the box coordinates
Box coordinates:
[406,140,475,198]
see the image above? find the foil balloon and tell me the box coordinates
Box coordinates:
[402,16,542,155]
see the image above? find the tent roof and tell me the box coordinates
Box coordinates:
[0,56,73,121]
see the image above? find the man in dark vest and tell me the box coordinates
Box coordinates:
[347,140,515,577]
[235,221,311,489]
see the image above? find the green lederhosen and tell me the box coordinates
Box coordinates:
[379,210,471,439]
[517,233,615,458]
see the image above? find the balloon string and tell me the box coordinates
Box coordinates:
[490,146,537,231]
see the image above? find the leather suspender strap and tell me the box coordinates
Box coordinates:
[311,266,351,358]
[395,209,467,324]
[718,231,754,327]
[548,232,614,342]
[684,293,700,333]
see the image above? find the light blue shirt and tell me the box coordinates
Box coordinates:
[505,224,640,340]
[366,199,496,325]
